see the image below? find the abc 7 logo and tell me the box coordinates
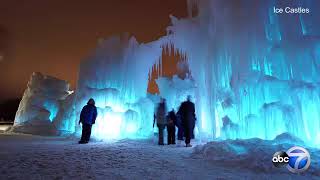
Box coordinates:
[272,146,311,173]
[272,151,289,167]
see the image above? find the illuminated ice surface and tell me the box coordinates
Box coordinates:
[13,72,73,135]
[74,34,163,139]
[155,75,196,111]
[13,0,320,146]
[165,0,320,146]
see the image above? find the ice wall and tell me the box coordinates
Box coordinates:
[75,34,163,139]
[167,0,320,146]
[156,75,196,111]
[13,72,73,135]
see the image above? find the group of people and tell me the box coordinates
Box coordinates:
[154,96,196,147]
[78,96,196,147]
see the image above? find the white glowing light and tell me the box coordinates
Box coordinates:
[93,111,123,140]
[67,90,74,95]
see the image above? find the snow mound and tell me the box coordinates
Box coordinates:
[273,133,305,146]
[9,120,57,136]
[192,134,320,176]
[192,138,273,172]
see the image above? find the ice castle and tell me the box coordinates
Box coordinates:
[13,0,320,147]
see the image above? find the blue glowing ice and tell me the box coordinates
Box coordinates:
[14,0,320,147]
[74,34,162,140]
[167,0,320,146]
[13,72,71,135]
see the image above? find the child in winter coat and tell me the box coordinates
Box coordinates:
[167,109,177,145]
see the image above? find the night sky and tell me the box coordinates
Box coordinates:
[0,0,187,102]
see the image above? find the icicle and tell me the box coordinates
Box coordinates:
[160,57,162,77]
[299,14,307,35]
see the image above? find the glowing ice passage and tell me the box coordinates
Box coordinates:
[13,0,320,146]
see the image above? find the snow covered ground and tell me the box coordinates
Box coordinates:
[0,133,319,180]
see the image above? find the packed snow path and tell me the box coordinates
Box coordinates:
[0,134,318,180]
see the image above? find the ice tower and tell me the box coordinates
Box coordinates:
[167,0,320,145]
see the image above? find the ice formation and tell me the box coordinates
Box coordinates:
[13,72,73,135]
[13,0,320,146]
[74,34,163,139]
[163,0,320,146]
[155,75,196,112]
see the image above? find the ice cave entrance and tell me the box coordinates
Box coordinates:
[147,46,196,136]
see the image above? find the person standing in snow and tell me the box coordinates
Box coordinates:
[167,109,177,145]
[176,108,184,141]
[78,98,97,144]
[179,95,196,147]
[155,98,167,145]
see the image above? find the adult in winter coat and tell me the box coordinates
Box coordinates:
[79,98,97,144]
[179,96,196,147]
[155,98,167,145]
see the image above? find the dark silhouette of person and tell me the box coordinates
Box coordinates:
[178,96,196,147]
[79,98,97,144]
[154,98,167,145]
[167,109,177,145]
[176,108,184,141]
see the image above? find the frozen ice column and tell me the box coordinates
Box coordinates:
[75,34,163,139]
